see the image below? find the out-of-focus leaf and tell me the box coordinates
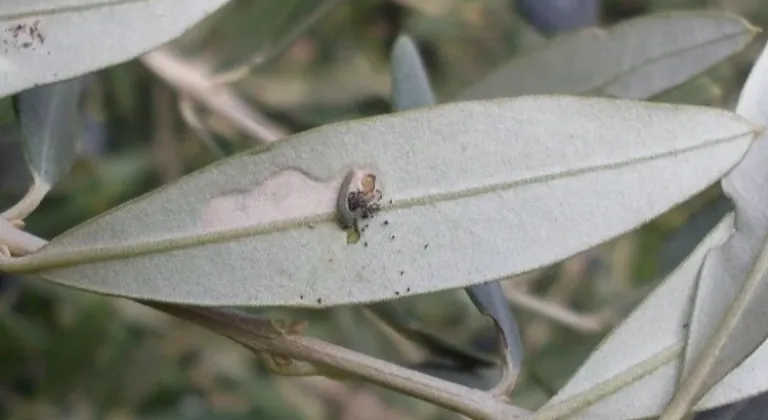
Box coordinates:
[458,12,755,101]
[82,114,108,157]
[17,77,86,188]
[0,124,31,195]
[695,391,768,420]
[666,39,768,415]
[391,33,524,376]
[391,35,437,110]
[0,0,233,97]
[660,195,732,275]
[1,77,86,222]
[655,76,724,107]
[367,303,495,368]
[208,0,344,83]
[465,285,524,377]
[537,215,735,419]
[513,0,600,36]
[0,97,756,307]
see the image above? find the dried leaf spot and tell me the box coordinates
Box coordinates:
[202,169,338,231]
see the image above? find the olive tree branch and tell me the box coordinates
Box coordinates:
[147,303,530,420]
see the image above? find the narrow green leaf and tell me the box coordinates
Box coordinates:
[18,76,85,188]
[0,0,233,97]
[391,33,524,376]
[0,97,757,307]
[667,39,768,415]
[458,11,755,101]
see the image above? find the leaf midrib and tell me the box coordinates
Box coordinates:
[1,0,147,21]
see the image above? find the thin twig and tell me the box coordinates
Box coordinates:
[140,48,288,143]
[149,304,530,420]
[151,82,183,182]
[490,361,518,400]
[1,175,50,222]
[177,94,225,157]
[504,287,607,334]
[0,217,46,256]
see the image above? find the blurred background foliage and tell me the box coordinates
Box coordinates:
[2,0,768,419]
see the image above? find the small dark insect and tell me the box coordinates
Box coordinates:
[395,291,400,296]
[364,242,368,247]
[348,191,382,220]
[399,270,404,275]
[338,170,383,230]
[300,295,304,300]
[424,243,429,249]
[406,287,411,292]
[382,220,389,226]
[317,298,322,304]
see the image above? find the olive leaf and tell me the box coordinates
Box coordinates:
[535,215,735,419]
[2,77,86,221]
[390,34,524,373]
[0,97,757,308]
[209,0,344,84]
[512,0,600,36]
[391,36,437,111]
[458,11,755,101]
[534,41,768,420]
[18,77,86,188]
[664,38,768,416]
[0,0,233,97]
